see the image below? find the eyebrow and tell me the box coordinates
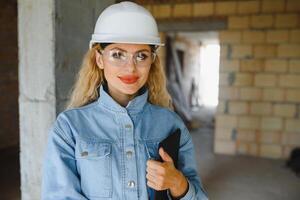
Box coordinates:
[110,47,151,53]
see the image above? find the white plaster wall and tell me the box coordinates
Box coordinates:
[18,0,56,199]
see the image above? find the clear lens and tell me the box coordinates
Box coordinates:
[109,50,127,61]
[101,49,155,67]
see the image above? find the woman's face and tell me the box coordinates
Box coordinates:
[96,43,153,97]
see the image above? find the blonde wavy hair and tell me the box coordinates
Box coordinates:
[66,44,172,109]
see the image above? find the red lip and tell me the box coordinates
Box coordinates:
[119,75,139,84]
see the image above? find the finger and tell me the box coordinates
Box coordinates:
[147,165,167,177]
[146,172,156,181]
[147,160,164,171]
[147,180,166,191]
[146,164,165,174]
[147,180,159,190]
[146,167,157,174]
[146,170,165,183]
[159,147,173,163]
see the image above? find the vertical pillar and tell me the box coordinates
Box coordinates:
[18,0,56,199]
[18,0,115,199]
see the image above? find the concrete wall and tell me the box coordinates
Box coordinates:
[55,0,115,113]
[141,0,300,159]
[18,0,56,199]
[18,0,114,199]
[0,0,19,149]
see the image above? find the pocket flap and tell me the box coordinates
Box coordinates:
[76,140,111,159]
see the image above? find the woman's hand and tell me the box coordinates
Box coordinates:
[146,147,188,198]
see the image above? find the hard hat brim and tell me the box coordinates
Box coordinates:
[89,34,164,49]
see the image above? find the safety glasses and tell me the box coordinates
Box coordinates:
[99,48,156,68]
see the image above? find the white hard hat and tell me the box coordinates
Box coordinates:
[89,1,163,49]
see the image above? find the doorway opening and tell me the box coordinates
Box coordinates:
[199,43,220,107]
[166,31,220,118]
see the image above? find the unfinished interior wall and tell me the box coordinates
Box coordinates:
[215,0,300,159]
[18,0,115,199]
[18,0,56,199]
[55,0,115,113]
[0,0,18,149]
[173,36,201,105]
[140,0,300,159]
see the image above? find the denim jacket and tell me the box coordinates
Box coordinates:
[42,85,208,200]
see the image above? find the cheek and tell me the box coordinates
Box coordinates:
[140,68,151,83]
[102,65,119,81]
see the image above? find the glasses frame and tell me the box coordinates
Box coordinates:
[98,48,157,68]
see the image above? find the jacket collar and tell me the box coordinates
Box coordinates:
[97,83,148,114]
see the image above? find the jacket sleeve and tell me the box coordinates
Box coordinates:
[168,126,209,200]
[41,115,88,200]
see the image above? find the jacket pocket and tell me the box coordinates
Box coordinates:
[75,140,112,198]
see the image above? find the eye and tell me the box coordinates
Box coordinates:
[136,52,149,62]
[110,50,126,60]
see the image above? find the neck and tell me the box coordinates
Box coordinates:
[107,86,136,107]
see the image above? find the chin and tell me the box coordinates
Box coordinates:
[120,85,141,95]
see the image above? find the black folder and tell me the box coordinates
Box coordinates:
[154,128,181,200]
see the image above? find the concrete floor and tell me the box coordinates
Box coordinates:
[0,107,299,200]
[191,106,300,200]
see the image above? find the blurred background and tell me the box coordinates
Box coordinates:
[1,0,300,199]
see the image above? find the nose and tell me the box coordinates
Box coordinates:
[124,56,137,72]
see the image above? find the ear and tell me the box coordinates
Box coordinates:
[95,50,104,69]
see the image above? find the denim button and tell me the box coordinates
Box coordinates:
[128,180,135,188]
[125,124,132,129]
[81,151,88,157]
[126,151,133,158]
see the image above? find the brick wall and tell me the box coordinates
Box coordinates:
[0,0,19,149]
[140,0,300,159]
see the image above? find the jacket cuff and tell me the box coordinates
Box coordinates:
[178,179,195,200]
[167,179,195,200]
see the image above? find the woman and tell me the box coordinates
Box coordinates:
[42,1,208,200]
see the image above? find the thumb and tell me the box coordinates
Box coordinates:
[159,147,173,163]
